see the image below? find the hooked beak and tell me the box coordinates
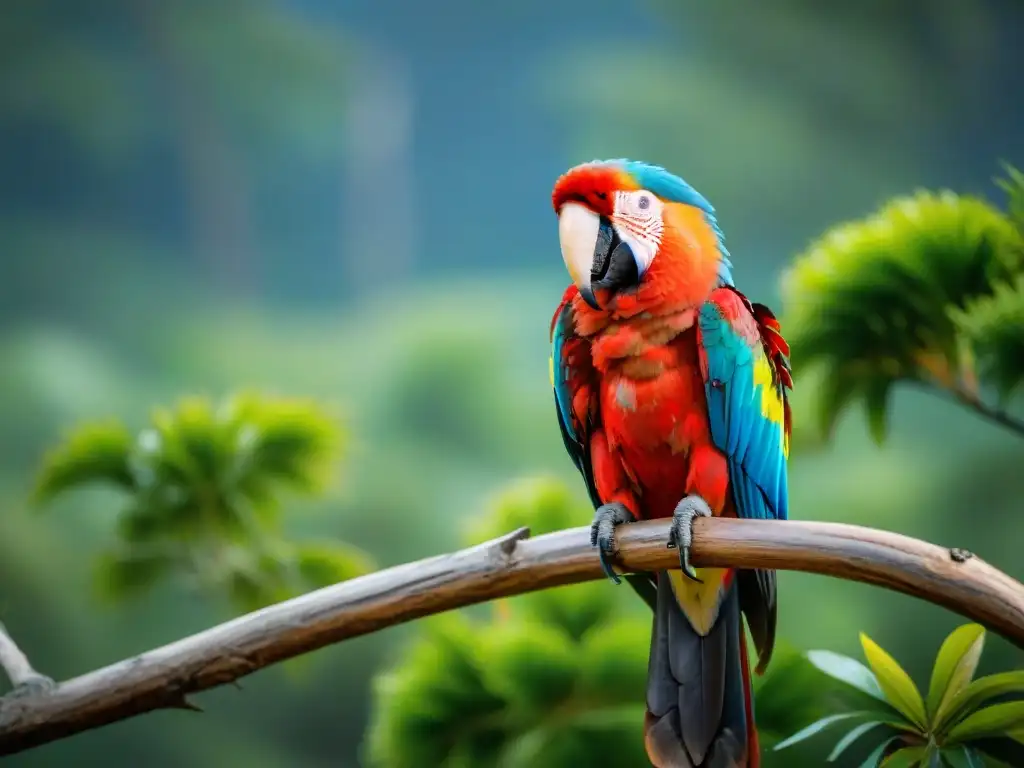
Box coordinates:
[557,202,639,310]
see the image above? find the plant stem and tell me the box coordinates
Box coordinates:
[931,384,1024,440]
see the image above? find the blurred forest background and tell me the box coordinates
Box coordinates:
[2,0,1024,766]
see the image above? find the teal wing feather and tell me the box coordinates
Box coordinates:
[697,286,793,672]
[550,292,600,509]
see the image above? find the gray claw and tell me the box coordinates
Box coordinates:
[6,672,55,699]
[668,495,713,583]
[590,502,635,585]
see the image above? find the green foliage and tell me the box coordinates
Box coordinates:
[366,477,648,767]
[776,624,1024,766]
[32,391,372,611]
[782,169,1024,444]
[463,475,586,543]
[952,276,1024,404]
[365,597,651,768]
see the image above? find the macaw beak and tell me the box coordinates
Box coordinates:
[558,202,639,310]
[558,202,602,309]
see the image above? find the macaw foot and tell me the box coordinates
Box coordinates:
[590,502,636,585]
[668,494,713,583]
[5,672,55,699]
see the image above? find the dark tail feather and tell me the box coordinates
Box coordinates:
[644,573,755,768]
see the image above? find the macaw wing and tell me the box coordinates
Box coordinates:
[697,286,793,672]
[551,288,601,509]
[550,287,657,611]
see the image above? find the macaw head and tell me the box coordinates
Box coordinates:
[552,159,733,311]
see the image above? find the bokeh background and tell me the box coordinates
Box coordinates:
[3,1,1024,766]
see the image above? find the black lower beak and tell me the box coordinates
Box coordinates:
[579,284,601,310]
[585,218,638,309]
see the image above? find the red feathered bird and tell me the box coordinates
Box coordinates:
[548,159,793,767]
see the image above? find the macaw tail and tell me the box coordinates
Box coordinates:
[644,573,759,768]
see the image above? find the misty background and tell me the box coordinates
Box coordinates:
[2,1,1024,766]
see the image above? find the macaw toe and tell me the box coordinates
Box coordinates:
[668,494,713,583]
[590,502,635,585]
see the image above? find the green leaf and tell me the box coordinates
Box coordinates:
[864,377,893,446]
[806,650,888,702]
[828,720,888,761]
[33,420,134,505]
[946,701,1024,744]
[774,712,871,751]
[226,390,344,494]
[860,632,928,729]
[939,671,1024,732]
[996,163,1024,235]
[881,745,926,767]
[477,621,579,712]
[921,743,941,767]
[514,582,616,642]
[365,615,508,768]
[575,618,649,706]
[755,643,847,740]
[952,276,1024,403]
[942,744,986,768]
[927,623,986,723]
[857,736,904,768]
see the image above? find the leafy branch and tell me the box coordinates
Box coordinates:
[782,165,1024,444]
[2,515,1024,757]
[32,391,373,613]
[777,623,1024,766]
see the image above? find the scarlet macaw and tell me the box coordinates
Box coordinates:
[549,160,792,767]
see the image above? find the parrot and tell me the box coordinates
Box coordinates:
[548,159,793,768]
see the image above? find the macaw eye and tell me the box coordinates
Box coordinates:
[615,189,659,219]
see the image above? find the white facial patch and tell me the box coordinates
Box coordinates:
[612,189,664,277]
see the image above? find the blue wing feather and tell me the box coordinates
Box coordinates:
[698,294,790,522]
[698,287,792,671]
[551,304,576,442]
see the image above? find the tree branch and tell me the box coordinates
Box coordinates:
[2,517,1023,756]
[930,381,1024,439]
[0,622,53,693]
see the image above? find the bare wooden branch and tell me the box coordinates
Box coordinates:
[2,517,1023,756]
[0,622,53,694]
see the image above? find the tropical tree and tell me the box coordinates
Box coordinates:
[32,391,372,613]
[782,165,1024,445]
